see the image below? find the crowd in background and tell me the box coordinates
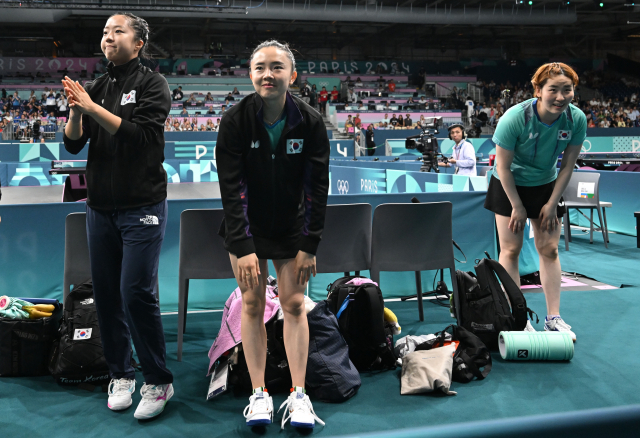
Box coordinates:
[0,87,67,140]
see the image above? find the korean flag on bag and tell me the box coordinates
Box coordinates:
[287,139,304,154]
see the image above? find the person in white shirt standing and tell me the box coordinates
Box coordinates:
[445,123,476,176]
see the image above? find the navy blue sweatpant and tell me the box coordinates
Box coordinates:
[86,199,173,385]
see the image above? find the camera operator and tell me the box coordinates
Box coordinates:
[441,124,476,176]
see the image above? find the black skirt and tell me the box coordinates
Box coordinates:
[218,217,301,260]
[484,176,566,219]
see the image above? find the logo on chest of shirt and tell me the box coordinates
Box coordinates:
[557,130,572,141]
[287,139,304,154]
[121,90,136,105]
[251,140,260,149]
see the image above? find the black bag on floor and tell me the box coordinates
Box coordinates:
[326,276,396,371]
[454,254,536,350]
[49,279,111,386]
[416,324,492,383]
[0,302,62,377]
[306,301,360,402]
[231,315,292,394]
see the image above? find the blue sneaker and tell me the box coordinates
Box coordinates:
[278,390,325,429]
[544,316,576,342]
[244,390,273,426]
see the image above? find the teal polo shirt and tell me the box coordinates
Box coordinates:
[264,115,287,153]
[492,98,587,187]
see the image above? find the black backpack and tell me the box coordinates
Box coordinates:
[454,255,536,349]
[326,276,397,371]
[415,324,492,383]
[49,279,111,387]
[231,315,292,394]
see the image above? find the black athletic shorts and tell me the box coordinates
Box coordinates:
[218,217,301,260]
[484,175,566,219]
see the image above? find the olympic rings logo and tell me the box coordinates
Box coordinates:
[581,140,591,152]
[336,180,350,194]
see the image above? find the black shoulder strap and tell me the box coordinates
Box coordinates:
[486,259,528,330]
[363,285,388,346]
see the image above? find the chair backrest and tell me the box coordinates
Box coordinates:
[370,202,454,281]
[179,209,234,280]
[562,171,601,206]
[63,212,91,300]
[315,203,372,274]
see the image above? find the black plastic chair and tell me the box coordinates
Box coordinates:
[63,213,91,301]
[315,204,372,276]
[63,212,160,303]
[177,209,234,361]
[562,172,608,250]
[370,202,459,322]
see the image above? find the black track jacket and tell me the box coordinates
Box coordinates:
[63,57,171,211]
[217,92,330,258]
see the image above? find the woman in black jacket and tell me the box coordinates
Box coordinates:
[62,12,173,420]
[216,40,329,430]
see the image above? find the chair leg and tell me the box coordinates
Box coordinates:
[596,207,608,249]
[564,212,570,251]
[177,277,189,362]
[344,272,350,277]
[448,267,460,323]
[602,207,610,243]
[415,271,424,322]
[589,208,594,244]
[355,271,360,276]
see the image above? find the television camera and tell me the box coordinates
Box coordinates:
[405,116,448,172]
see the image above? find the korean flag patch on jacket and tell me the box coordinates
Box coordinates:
[557,130,572,141]
[121,90,136,106]
[287,139,304,154]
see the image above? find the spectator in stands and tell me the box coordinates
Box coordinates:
[44,91,57,114]
[300,82,311,105]
[310,84,318,109]
[190,117,198,130]
[377,76,385,86]
[172,120,182,131]
[354,113,361,127]
[406,96,415,104]
[180,107,189,116]
[214,118,221,130]
[199,124,206,131]
[205,93,214,103]
[164,118,171,131]
[417,115,426,129]
[226,92,235,102]
[381,113,390,126]
[390,114,398,128]
[220,104,227,114]
[404,114,413,128]
[356,102,364,110]
[331,86,339,102]
[376,83,385,94]
[366,124,376,156]
[57,95,68,118]
[206,119,215,131]
[347,88,356,105]
[345,115,353,128]
[355,77,363,87]
[186,93,197,105]
[232,87,240,95]
[173,86,184,101]
[48,112,57,124]
[319,86,329,115]
[207,106,216,115]
[383,101,392,111]
[397,114,404,128]
[387,79,396,93]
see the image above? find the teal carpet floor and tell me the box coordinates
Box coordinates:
[1,232,639,437]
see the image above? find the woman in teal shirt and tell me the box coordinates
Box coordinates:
[484,62,586,341]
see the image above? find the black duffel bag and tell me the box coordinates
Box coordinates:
[0,302,62,377]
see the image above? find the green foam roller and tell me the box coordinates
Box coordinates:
[499,331,574,361]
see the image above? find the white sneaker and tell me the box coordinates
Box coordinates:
[524,320,536,332]
[244,390,274,426]
[133,383,174,420]
[107,378,135,411]
[544,316,576,342]
[278,390,325,429]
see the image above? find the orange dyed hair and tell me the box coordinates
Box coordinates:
[531,62,579,94]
